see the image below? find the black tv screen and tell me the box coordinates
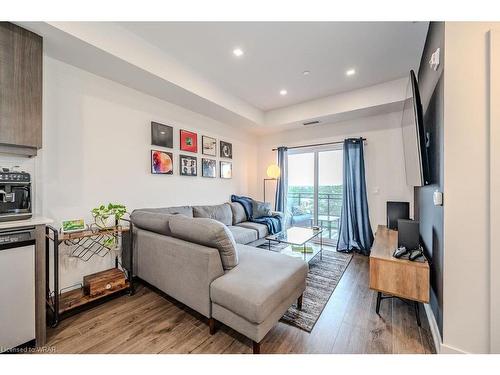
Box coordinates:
[401,70,430,186]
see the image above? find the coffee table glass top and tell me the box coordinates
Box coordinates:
[265,226,323,246]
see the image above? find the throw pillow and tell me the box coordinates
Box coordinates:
[252,200,272,219]
[168,215,238,270]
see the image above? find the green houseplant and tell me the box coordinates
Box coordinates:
[91,203,127,229]
[91,203,127,249]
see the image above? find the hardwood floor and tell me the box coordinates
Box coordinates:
[45,254,436,354]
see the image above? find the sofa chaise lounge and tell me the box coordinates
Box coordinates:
[129,202,308,354]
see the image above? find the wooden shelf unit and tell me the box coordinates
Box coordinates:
[369,225,430,303]
[45,223,134,327]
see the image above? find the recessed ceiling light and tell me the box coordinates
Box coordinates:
[280,89,288,96]
[233,48,244,57]
[303,70,310,76]
[346,68,356,76]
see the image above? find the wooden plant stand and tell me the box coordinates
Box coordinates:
[45,221,134,327]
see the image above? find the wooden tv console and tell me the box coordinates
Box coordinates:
[369,225,429,326]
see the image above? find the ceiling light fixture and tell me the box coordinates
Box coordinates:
[346,68,356,76]
[280,89,288,96]
[232,48,244,57]
[303,70,310,76]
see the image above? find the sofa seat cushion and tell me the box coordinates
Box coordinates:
[193,203,233,226]
[227,226,258,244]
[169,215,239,270]
[236,221,269,239]
[210,244,308,324]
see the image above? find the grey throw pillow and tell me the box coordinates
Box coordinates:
[168,215,238,270]
[252,200,272,219]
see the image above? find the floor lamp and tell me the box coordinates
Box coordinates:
[263,164,280,203]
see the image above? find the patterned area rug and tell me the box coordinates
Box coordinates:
[257,242,353,332]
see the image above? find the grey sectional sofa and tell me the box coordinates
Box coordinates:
[130,202,308,354]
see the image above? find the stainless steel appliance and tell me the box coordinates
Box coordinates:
[0,227,36,352]
[0,168,32,222]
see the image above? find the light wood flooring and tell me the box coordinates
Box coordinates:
[45,254,436,354]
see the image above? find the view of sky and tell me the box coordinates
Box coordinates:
[288,150,343,186]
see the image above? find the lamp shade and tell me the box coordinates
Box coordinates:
[266,164,281,179]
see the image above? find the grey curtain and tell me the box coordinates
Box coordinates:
[336,138,374,255]
[275,146,288,212]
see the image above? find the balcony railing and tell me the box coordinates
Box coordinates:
[287,190,343,241]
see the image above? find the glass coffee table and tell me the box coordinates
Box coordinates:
[265,226,324,263]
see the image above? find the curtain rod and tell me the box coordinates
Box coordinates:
[271,138,367,151]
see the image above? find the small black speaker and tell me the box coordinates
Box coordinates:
[397,219,420,251]
[387,201,410,230]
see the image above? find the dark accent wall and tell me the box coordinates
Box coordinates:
[414,22,444,336]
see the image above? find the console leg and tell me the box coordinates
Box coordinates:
[414,301,421,327]
[297,294,303,310]
[253,341,261,354]
[208,318,216,335]
[376,292,382,315]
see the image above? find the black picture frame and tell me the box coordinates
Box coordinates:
[202,158,217,178]
[179,154,197,176]
[151,122,173,148]
[202,136,217,156]
[220,140,232,159]
[220,161,232,179]
[151,150,173,175]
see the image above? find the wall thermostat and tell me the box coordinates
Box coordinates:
[433,190,443,206]
[429,48,440,71]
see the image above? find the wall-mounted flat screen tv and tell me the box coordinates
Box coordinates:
[401,70,430,186]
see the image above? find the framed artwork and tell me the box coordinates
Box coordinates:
[202,136,217,156]
[220,140,233,159]
[179,154,197,176]
[202,158,216,178]
[151,121,173,148]
[61,219,86,233]
[220,161,232,179]
[151,150,173,174]
[180,129,198,153]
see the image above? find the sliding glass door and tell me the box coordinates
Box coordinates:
[287,146,343,245]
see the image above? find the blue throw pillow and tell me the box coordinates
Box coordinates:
[252,200,272,219]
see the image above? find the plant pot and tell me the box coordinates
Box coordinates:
[95,214,116,229]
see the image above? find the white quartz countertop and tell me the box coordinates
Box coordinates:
[0,216,53,230]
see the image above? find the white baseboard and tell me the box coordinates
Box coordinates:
[440,343,469,354]
[423,304,470,354]
[424,303,442,353]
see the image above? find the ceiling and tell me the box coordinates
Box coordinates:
[119,22,429,111]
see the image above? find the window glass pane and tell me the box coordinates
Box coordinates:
[318,150,343,242]
[287,153,314,228]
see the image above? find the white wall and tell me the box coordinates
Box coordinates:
[257,111,414,231]
[442,22,500,354]
[36,57,258,288]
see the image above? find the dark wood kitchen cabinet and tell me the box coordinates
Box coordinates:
[0,22,42,156]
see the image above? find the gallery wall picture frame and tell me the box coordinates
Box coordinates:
[151,121,173,148]
[202,158,217,178]
[220,140,233,159]
[202,136,217,156]
[180,129,198,153]
[151,150,174,175]
[179,154,198,176]
[220,161,232,179]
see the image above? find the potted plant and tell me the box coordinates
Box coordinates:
[91,203,127,229]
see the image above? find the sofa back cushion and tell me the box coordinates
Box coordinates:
[192,203,233,226]
[169,215,239,270]
[252,200,272,219]
[229,202,247,224]
[131,206,193,236]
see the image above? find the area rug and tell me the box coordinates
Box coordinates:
[270,248,353,332]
